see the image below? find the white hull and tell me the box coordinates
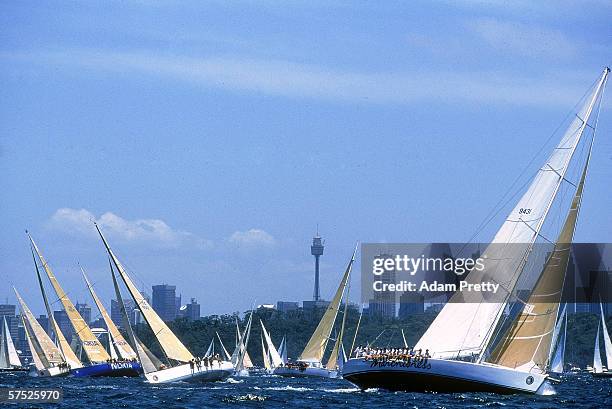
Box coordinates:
[144,360,233,384]
[343,357,552,394]
[29,366,70,378]
[273,365,339,379]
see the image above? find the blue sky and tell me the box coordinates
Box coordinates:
[1,1,611,316]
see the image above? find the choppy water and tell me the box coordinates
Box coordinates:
[1,371,610,408]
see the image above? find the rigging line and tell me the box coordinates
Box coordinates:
[456,78,598,255]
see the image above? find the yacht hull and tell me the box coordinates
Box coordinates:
[71,362,142,378]
[144,360,233,384]
[29,366,70,378]
[343,357,550,394]
[591,371,612,378]
[273,366,339,379]
[0,367,28,372]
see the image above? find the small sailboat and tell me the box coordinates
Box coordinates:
[96,223,233,383]
[260,320,283,372]
[0,316,25,372]
[28,233,140,377]
[549,304,567,374]
[81,266,143,374]
[591,302,612,377]
[204,332,232,362]
[232,311,253,376]
[274,245,355,378]
[13,289,69,377]
[343,67,609,394]
[277,335,288,365]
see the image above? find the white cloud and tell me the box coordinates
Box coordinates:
[468,18,576,59]
[228,228,276,248]
[47,208,210,249]
[0,47,593,108]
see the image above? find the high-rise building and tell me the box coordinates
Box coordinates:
[367,254,396,318]
[0,304,18,341]
[180,298,200,321]
[398,292,425,317]
[152,284,177,322]
[277,301,299,313]
[75,302,92,326]
[36,314,49,334]
[53,310,73,342]
[311,231,324,301]
[111,298,138,328]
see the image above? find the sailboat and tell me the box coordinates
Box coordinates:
[277,335,288,365]
[232,311,253,376]
[0,316,25,372]
[28,233,140,377]
[549,304,567,374]
[13,289,69,377]
[95,223,233,383]
[81,266,143,373]
[343,67,609,394]
[592,302,612,377]
[274,245,355,378]
[260,320,283,372]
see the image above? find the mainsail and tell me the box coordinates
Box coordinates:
[278,336,287,364]
[216,332,232,361]
[415,67,609,359]
[599,302,612,368]
[81,267,137,360]
[550,305,567,374]
[29,234,110,364]
[299,245,356,363]
[261,334,271,370]
[326,272,350,370]
[1,316,21,368]
[14,289,64,368]
[28,242,82,369]
[96,223,194,364]
[489,145,591,373]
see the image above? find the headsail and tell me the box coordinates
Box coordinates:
[550,305,567,374]
[261,334,271,370]
[96,223,194,364]
[278,336,287,364]
[488,143,591,373]
[29,234,110,364]
[326,268,351,370]
[3,317,21,367]
[81,266,137,360]
[415,67,609,359]
[14,289,64,368]
[593,322,603,373]
[260,320,282,368]
[216,332,232,361]
[28,242,82,369]
[299,245,356,363]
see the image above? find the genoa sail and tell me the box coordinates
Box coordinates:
[415,67,609,359]
[96,224,194,364]
[260,320,282,368]
[550,306,567,374]
[599,302,612,369]
[299,245,356,363]
[278,336,287,364]
[82,267,137,360]
[488,145,591,373]
[593,322,603,373]
[29,234,110,364]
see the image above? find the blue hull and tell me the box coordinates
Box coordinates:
[71,362,142,378]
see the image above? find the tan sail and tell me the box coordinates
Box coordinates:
[300,245,356,363]
[489,148,591,373]
[95,224,194,363]
[81,267,137,360]
[28,244,83,369]
[29,235,110,364]
[14,289,64,368]
[326,271,350,370]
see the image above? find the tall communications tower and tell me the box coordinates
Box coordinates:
[311,230,324,301]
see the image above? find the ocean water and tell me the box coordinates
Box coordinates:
[0,371,610,408]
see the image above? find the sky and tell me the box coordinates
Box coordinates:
[1,1,611,317]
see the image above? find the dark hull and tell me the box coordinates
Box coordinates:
[591,372,612,378]
[344,369,536,394]
[72,362,142,378]
[0,367,28,373]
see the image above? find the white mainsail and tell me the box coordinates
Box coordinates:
[260,320,283,368]
[82,267,137,360]
[1,316,22,368]
[415,68,609,359]
[599,302,612,368]
[593,322,603,373]
[299,245,356,363]
[28,243,82,369]
[216,332,232,361]
[29,234,110,364]
[278,336,287,364]
[96,223,195,364]
[261,334,271,370]
[204,338,215,358]
[550,305,567,373]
